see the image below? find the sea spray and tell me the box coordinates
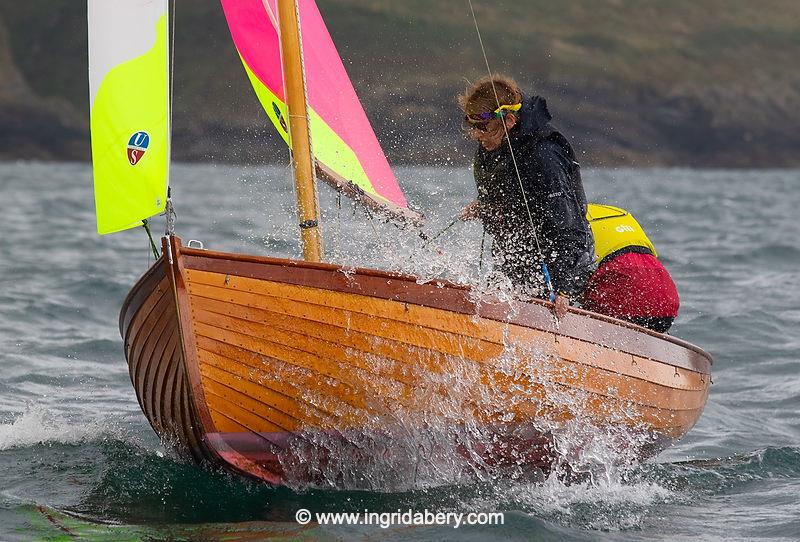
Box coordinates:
[269,276,667,494]
[0,407,111,451]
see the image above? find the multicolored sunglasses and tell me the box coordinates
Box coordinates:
[465,103,522,126]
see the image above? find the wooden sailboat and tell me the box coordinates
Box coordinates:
[90,0,712,488]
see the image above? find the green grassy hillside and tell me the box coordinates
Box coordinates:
[1,1,798,166]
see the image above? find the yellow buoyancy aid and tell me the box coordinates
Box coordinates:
[586,203,657,263]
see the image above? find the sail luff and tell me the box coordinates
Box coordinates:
[88,0,170,235]
[276,0,323,262]
[220,0,423,225]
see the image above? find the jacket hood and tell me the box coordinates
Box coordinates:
[514,95,554,141]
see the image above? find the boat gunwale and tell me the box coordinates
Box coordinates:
[177,245,713,374]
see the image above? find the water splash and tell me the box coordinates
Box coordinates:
[0,407,113,451]
[500,473,672,532]
[262,303,668,498]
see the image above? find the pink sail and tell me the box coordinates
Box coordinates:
[221,0,419,222]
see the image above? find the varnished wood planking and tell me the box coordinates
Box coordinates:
[142,306,180,438]
[187,290,432,389]
[186,271,708,408]
[161,338,182,438]
[495,354,709,411]
[127,286,169,383]
[128,290,173,433]
[196,336,371,414]
[187,271,707,391]
[142,323,177,433]
[495,383,705,433]
[195,338,699,440]
[191,307,705,433]
[193,304,442,387]
[183,254,712,374]
[195,321,419,410]
[123,263,207,463]
[193,301,708,417]
[155,335,179,437]
[188,281,499,361]
[177,371,212,464]
[120,258,167,335]
[199,347,360,422]
[204,384,291,434]
[168,236,219,439]
[132,294,172,391]
[199,362,333,429]
[184,262,708,436]
[190,292,477,373]
[207,405,252,435]
[122,274,169,350]
[188,269,507,347]
[186,282,708,436]
[554,335,707,391]
[191,294,469,394]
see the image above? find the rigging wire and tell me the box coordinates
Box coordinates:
[422,216,460,249]
[466,0,557,302]
[163,0,178,236]
[142,219,160,259]
[334,191,342,257]
[363,207,389,261]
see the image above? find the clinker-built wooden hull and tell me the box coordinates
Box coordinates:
[120,237,712,487]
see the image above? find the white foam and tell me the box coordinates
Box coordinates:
[512,473,671,514]
[0,407,108,451]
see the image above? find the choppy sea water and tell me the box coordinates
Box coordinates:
[0,162,798,541]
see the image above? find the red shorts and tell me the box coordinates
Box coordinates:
[583,251,679,321]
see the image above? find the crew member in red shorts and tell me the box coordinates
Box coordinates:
[582,205,679,333]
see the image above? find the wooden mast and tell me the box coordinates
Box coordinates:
[277,0,322,262]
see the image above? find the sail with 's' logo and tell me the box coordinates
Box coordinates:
[127,131,151,166]
[88,0,169,234]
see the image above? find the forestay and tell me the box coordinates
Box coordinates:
[220,0,421,223]
[88,0,170,234]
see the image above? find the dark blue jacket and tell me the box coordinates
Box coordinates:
[474,95,595,297]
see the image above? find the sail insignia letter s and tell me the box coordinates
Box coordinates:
[127,131,151,165]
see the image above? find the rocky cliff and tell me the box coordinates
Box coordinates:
[1,1,798,167]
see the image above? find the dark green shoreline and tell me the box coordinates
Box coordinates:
[2,1,799,167]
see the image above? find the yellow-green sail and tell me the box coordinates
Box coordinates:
[88,0,170,235]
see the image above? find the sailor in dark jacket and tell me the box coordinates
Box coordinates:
[459,75,595,299]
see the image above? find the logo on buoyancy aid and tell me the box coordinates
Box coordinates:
[127,131,150,166]
[587,203,657,263]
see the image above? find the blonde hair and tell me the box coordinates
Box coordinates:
[458,74,522,117]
